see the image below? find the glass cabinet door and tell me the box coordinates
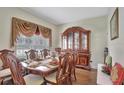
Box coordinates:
[74,32,79,50]
[82,33,87,50]
[61,27,90,68]
[62,36,67,49]
[62,27,90,51]
[68,32,73,49]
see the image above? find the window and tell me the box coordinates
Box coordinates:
[16,33,49,58]
[11,17,52,59]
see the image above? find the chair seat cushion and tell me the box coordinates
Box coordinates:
[0,59,3,68]
[0,68,11,78]
[45,72,57,83]
[28,62,40,68]
[24,74,44,85]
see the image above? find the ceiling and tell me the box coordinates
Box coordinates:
[21,7,109,25]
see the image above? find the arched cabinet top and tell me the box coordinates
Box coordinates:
[62,26,90,35]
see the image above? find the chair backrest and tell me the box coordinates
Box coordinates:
[6,52,25,85]
[0,77,3,85]
[0,49,14,69]
[56,52,73,84]
[72,51,78,67]
[40,49,50,59]
[55,48,61,55]
[25,49,38,60]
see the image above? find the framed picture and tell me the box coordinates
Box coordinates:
[110,8,119,40]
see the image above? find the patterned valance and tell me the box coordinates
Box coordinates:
[11,17,52,47]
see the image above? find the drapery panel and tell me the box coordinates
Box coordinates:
[11,17,52,47]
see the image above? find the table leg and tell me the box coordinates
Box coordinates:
[41,77,47,85]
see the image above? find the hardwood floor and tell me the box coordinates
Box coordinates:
[3,68,97,85]
[72,68,97,85]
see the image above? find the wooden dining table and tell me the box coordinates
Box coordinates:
[21,57,59,84]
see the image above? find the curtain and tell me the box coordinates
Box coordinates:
[11,17,52,47]
[38,25,52,46]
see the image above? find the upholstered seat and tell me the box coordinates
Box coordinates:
[0,49,14,84]
[45,72,57,83]
[24,74,44,85]
[0,59,3,70]
[0,68,11,78]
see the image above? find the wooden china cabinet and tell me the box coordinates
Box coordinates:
[61,27,91,70]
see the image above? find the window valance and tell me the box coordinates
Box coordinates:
[11,17,52,47]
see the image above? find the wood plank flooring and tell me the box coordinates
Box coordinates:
[72,68,97,85]
[3,68,97,85]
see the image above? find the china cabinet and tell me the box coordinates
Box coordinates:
[61,27,91,69]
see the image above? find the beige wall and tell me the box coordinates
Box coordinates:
[57,16,108,68]
[108,7,124,66]
[0,8,112,69]
[0,7,58,50]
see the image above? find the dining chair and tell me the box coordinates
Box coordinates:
[55,48,61,55]
[0,77,3,84]
[64,51,77,81]
[44,52,73,85]
[6,52,44,85]
[71,51,78,81]
[0,49,14,84]
[0,49,14,69]
[25,49,38,60]
[40,49,50,59]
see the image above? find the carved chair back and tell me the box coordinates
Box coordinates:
[55,48,61,55]
[40,49,50,59]
[0,49,14,69]
[56,52,73,84]
[0,77,3,85]
[6,53,25,85]
[71,51,78,80]
[25,49,38,60]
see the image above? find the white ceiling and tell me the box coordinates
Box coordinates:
[21,7,109,25]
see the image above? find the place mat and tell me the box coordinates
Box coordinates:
[33,58,43,61]
[45,64,58,69]
[49,61,59,66]
[35,66,50,71]
[28,62,41,68]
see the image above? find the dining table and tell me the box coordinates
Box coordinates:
[20,57,59,84]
